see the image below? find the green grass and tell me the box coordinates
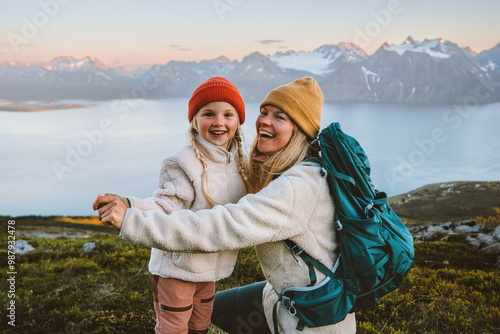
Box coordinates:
[1,209,499,333]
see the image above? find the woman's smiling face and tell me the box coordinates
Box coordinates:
[255,105,295,155]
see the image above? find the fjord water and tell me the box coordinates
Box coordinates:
[1,99,499,216]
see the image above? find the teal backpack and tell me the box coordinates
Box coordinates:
[273,122,415,332]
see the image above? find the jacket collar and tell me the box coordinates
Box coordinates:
[195,133,237,164]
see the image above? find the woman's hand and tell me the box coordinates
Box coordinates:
[93,194,127,231]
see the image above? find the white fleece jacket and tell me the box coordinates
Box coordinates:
[126,135,247,282]
[121,163,356,333]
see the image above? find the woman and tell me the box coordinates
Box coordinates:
[94,77,356,333]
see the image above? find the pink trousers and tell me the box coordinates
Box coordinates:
[152,275,215,334]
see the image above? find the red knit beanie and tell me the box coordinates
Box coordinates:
[188,77,245,124]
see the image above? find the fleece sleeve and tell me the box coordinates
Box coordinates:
[127,158,195,213]
[120,167,319,253]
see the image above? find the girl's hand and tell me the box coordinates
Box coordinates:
[93,194,127,231]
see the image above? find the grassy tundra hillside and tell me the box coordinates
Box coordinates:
[389,181,500,225]
[1,181,499,333]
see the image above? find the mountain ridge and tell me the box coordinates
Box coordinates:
[1,37,499,103]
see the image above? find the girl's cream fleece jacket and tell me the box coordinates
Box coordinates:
[120,163,356,333]
[126,135,247,282]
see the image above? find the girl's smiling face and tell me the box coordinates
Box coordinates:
[255,105,295,155]
[194,101,239,149]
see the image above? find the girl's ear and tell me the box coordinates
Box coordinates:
[190,116,199,132]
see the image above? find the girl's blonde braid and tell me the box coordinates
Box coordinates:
[233,130,251,192]
[189,126,218,207]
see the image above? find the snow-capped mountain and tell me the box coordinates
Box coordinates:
[1,38,499,103]
[41,55,120,77]
[0,55,131,82]
[42,56,79,71]
[382,37,455,58]
[270,43,366,75]
[0,60,33,68]
[475,43,500,81]
[228,52,309,100]
[140,52,307,101]
[136,56,235,99]
[342,36,497,103]
[0,55,134,101]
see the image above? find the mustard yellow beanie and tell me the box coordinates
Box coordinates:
[260,77,324,139]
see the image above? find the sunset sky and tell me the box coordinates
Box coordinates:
[1,0,499,69]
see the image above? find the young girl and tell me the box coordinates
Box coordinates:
[103,77,249,334]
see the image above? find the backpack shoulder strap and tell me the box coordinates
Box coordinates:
[283,240,317,286]
[299,161,321,167]
[282,240,339,282]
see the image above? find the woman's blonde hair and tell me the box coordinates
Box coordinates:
[189,117,249,207]
[247,124,310,193]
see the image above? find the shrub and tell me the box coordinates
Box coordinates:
[474,206,500,228]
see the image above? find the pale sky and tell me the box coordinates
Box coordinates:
[0,0,499,69]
